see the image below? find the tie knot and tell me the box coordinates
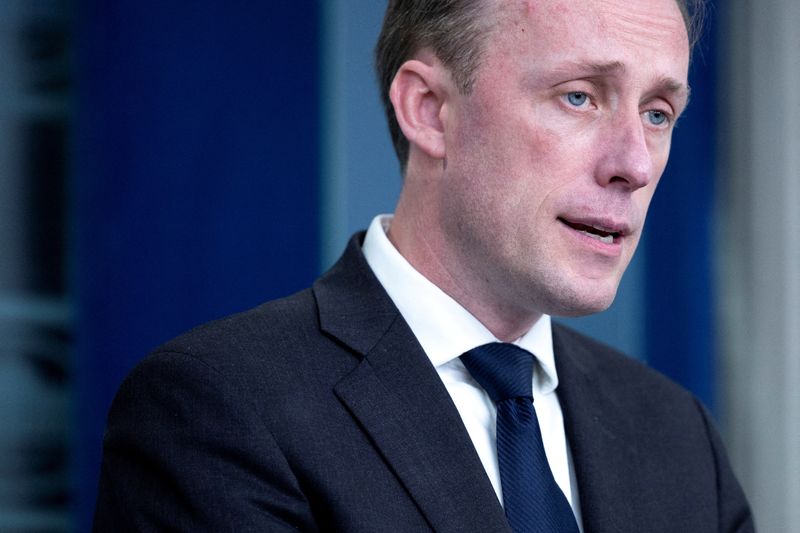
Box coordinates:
[460,342,534,403]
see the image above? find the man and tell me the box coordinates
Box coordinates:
[94,0,754,531]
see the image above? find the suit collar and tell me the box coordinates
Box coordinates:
[313,233,399,356]
[553,325,645,533]
[314,235,510,533]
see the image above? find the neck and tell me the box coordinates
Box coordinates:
[389,193,541,342]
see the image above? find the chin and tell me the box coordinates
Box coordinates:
[550,299,613,318]
[538,277,620,318]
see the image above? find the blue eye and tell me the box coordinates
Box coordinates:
[646,110,669,126]
[566,92,588,107]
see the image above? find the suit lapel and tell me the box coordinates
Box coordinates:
[314,235,510,533]
[553,325,644,533]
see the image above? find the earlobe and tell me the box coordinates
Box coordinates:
[389,58,448,161]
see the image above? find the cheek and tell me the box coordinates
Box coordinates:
[520,124,590,202]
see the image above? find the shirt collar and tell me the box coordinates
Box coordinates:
[362,214,559,394]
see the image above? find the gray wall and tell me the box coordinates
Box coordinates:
[719,2,800,530]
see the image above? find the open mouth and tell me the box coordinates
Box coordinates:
[558,217,622,244]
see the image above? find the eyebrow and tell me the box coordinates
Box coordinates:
[651,76,692,111]
[550,60,691,108]
[551,60,627,77]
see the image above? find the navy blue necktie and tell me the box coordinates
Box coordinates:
[461,343,579,533]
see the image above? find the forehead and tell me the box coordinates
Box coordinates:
[486,0,690,80]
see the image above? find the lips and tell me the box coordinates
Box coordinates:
[557,217,629,245]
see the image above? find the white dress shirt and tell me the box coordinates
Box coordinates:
[362,214,583,530]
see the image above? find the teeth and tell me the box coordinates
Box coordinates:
[578,229,614,244]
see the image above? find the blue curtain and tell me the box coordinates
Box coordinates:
[645,4,718,412]
[72,3,320,529]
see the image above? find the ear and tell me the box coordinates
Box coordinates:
[389,57,449,161]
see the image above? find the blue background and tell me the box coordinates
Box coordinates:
[71,2,718,529]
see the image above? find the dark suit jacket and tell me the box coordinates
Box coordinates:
[94,234,754,532]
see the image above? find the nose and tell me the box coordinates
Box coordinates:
[595,112,653,190]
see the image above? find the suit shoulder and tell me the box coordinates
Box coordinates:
[159,288,319,357]
[132,287,355,395]
[552,322,694,403]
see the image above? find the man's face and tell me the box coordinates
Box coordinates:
[438,0,690,317]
